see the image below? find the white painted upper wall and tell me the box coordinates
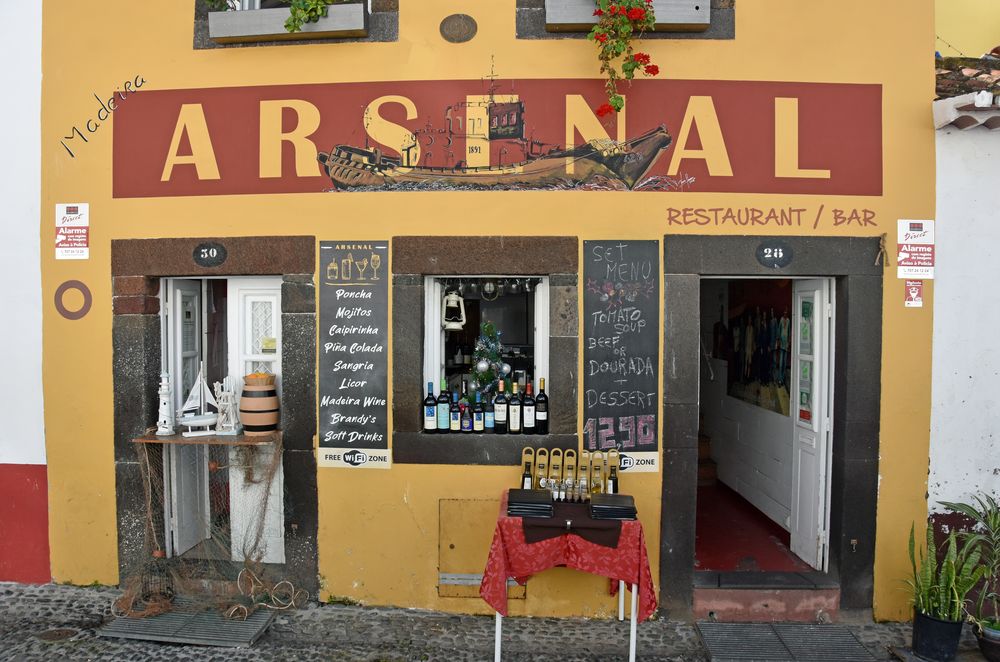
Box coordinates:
[928,129,1000,510]
[0,4,44,465]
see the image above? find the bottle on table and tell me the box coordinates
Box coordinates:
[535,378,549,435]
[436,378,450,433]
[460,395,473,433]
[423,382,437,433]
[472,393,485,432]
[607,465,619,495]
[521,461,533,490]
[522,382,536,435]
[508,383,522,434]
[493,381,508,434]
[535,460,548,493]
[449,391,461,433]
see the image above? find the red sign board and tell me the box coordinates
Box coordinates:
[112,79,882,199]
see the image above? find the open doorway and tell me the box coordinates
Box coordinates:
[696,277,835,574]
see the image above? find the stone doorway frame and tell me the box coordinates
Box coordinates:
[660,235,883,616]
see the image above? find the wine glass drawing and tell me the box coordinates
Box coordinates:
[356,257,369,280]
[370,252,381,280]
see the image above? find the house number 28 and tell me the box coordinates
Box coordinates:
[755,241,793,269]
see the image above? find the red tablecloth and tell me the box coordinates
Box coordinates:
[479,495,657,622]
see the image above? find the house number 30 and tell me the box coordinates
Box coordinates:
[193,242,228,268]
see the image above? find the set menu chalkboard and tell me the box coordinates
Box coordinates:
[318,241,390,469]
[582,240,660,473]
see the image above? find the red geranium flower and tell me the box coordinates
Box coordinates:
[596,103,615,117]
[632,52,651,65]
[644,64,659,76]
[593,8,603,15]
[608,4,619,14]
[595,32,608,43]
[627,7,646,20]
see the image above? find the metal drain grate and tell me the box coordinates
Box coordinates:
[100,604,275,648]
[698,622,877,662]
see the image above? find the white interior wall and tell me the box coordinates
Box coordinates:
[0,4,44,465]
[928,129,1000,511]
[700,280,794,530]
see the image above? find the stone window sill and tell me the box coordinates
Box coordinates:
[545,0,709,33]
[208,5,368,44]
[392,432,578,465]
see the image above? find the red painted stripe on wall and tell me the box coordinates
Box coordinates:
[0,464,51,583]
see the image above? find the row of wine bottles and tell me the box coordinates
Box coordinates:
[422,378,549,434]
[519,448,620,502]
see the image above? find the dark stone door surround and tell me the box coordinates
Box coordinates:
[111,236,319,592]
[661,235,883,617]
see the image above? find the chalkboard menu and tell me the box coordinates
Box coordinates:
[583,241,660,473]
[318,241,390,470]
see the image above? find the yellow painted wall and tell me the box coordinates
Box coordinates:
[935,0,1000,56]
[40,0,935,620]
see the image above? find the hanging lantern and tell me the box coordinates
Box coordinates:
[441,288,467,331]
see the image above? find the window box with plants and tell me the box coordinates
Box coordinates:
[207,0,369,44]
[545,0,710,33]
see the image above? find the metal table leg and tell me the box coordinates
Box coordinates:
[629,583,638,662]
[618,580,625,621]
[495,611,502,662]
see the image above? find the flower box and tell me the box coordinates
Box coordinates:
[544,0,710,33]
[208,2,369,44]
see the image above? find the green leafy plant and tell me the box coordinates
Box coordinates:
[202,0,343,34]
[588,0,660,116]
[940,494,1000,631]
[908,522,985,622]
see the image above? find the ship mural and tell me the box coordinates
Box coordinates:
[317,76,674,192]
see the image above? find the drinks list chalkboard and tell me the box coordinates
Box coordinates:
[583,241,660,473]
[318,241,390,469]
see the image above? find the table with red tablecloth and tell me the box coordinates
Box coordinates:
[479,493,657,623]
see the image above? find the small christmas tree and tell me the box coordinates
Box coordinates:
[471,321,508,395]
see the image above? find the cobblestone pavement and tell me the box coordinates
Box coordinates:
[0,582,986,661]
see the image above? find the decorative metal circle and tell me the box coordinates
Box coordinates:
[193,241,227,268]
[755,240,794,269]
[54,280,92,320]
[440,14,477,43]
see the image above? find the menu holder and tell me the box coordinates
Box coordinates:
[589,493,637,520]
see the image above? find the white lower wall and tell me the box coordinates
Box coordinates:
[700,280,793,529]
[0,4,43,465]
[928,130,1000,511]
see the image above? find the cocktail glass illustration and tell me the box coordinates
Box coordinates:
[370,252,381,280]
[356,257,369,280]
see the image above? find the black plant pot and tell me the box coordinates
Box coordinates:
[912,611,964,662]
[978,632,1000,662]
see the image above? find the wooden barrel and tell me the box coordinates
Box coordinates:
[240,384,279,436]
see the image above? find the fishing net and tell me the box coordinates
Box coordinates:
[113,431,307,620]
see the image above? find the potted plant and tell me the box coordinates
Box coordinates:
[204,0,368,44]
[940,494,1000,660]
[588,0,660,116]
[907,522,985,662]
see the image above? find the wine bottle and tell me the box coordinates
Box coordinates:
[472,393,485,432]
[607,465,619,495]
[423,381,437,433]
[521,461,533,490]
[460,395,473,433]
[436,378,450,433]
[493,381,508,434]
[484,390,495,433]
[449,391,461,432]
[522,382,536,435]
[508,383,522,434]
[535,378,549,435]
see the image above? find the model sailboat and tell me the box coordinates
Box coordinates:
[178,362,219,437]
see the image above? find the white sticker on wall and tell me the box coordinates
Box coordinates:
[55,203,89,260]
[897,219,934,279]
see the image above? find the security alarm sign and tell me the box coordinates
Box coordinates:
[897,219,934,279]
[55,203,89,260]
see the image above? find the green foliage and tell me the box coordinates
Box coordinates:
[587,0,660,114]
[471,321,505,395]
[940,493,1000,625]
[203,0,237,10]
[285,0,335,33]
[907,522,985,622]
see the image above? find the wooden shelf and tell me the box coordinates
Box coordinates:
[133,431,280,446]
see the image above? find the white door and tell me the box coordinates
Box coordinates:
[166,279,211,557]
[789,278,835,571]
[227,277,285,564]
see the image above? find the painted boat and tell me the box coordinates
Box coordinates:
[317,125,672,191]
